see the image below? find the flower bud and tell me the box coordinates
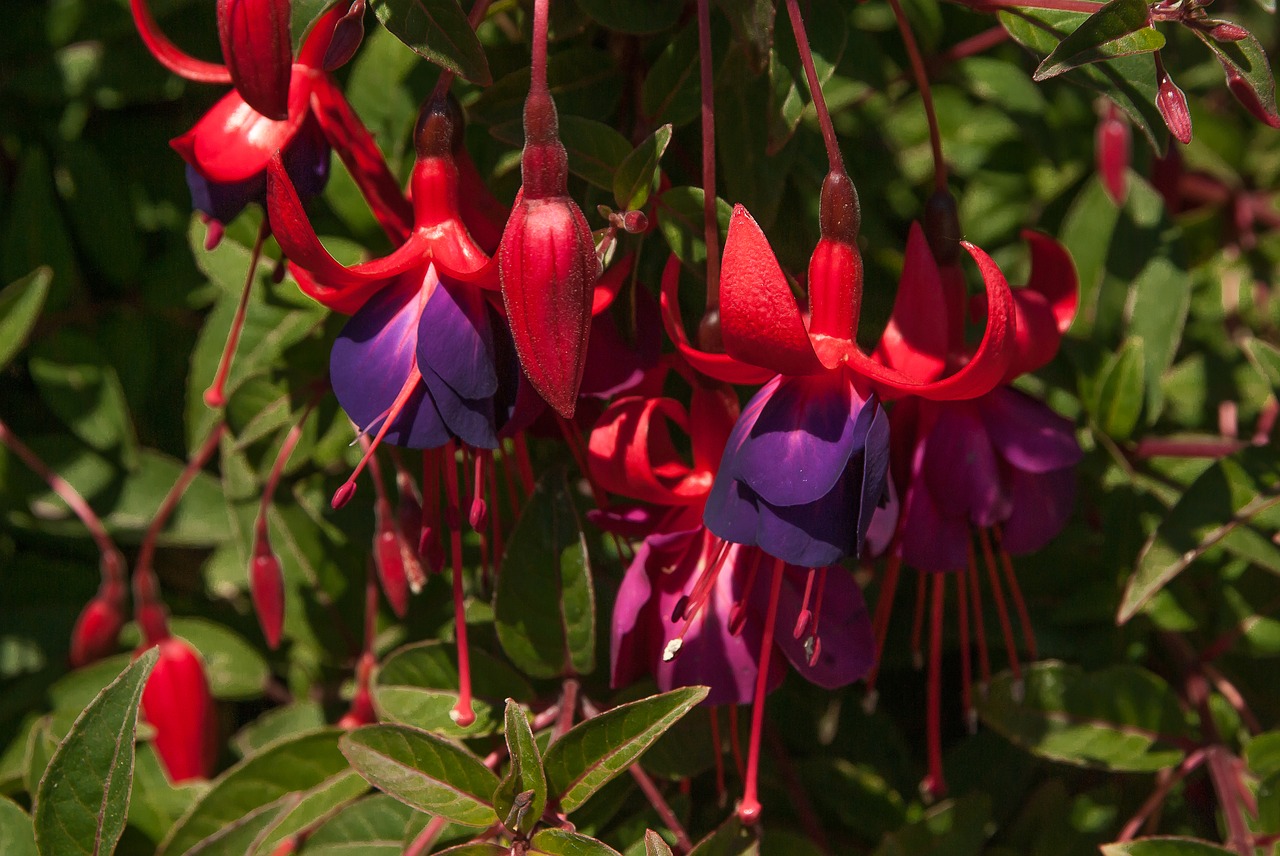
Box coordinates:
[250,532,285,649]
[1224,63,1280,129]
[1156,72,1193,145]
[1095,104,1130,204]
[142,638,218,782]
[69,582,126,668]
[1208,21,1249,42]
[374,523,410,618]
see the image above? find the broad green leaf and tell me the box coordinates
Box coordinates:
[1244,337,1280,393]
[471,48,622,128]
[642,22,705,128]
[368,0,490,84]
[0,797,36,856]
[340,725,499,827]
[377,639,534,703]
[544,686,708,813]
[126,746,201,848]
[1246,731,1280,777]
[978,662,1190,771]
[55,143,143,287]
[160,730,349,856]
[230,701,326,758]
[574,0,682,34]
[494,470,595,679]
[1090,336,1144,439]
[1101,839,1235,855]
[688,816,759,856]
[491,116,631,194]
[0,268,51,371]
[613,125,672,212]
[646,830,675,856]
[1034,0,1163,81]
[1000,8,1164,147]
[656,187,733,271]
[1196,30,1280,127]
[769,0,847,150]
[249,770,369,855]
[1119,447,1280,622]
[33,648,157,856]
[530,828,622,855]
[371,687,497,738]
[303,794,421,855]
[715,0,774,69]
[0,150,77,309]
[29,330,139,467]
[494,700,546,836]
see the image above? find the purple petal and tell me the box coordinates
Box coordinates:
[765,565,874,688]
[922,401,1010,529]
[855,400,891,554]
[610,539,661,692]
[1000,466,1077,555]
[703,378,777,545]
[899,474,970,572]
[752,464,859,568]
[330,276,450,449]
[580,288,662,399]
[737,372,860,507]
[980,387,1083,474]
[416,272,498,401]
[420,368,498,449]
[186,163,260,225]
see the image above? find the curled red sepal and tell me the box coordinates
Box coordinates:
[998,231,1079,381]
[659,255,775,385]
[588,397,711,505]
[129,0,232,84]
[873,223,950,385]
[217,0,292,120]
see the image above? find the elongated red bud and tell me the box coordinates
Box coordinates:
[323,0,366,70]
[141,638,218,782]
[374,524,410,617]
[499,87,597,418]
[69,583,127,668]
[1209,21,1249,42]
[1157,72,1193,145]
[1095,104,1130,204]
[338,652,377,729]
[1224,63,1280,129]
[250,532,285,649]
[217,0,292,120]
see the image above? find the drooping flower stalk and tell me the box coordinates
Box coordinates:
[206,219,270,407]
[783,0,844,176]
[738,556,784,825]
[696,0,721,345]
[876,0,949,191]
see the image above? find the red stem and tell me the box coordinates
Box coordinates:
[531,0,550,93]
[884,0,947,191]
[429,0,493,102]
[629,766,694,854]
[697,0,721,313]
[783,0,844,174]
[205,219,269,409]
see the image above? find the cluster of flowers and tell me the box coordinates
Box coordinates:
[71,0,1085,819]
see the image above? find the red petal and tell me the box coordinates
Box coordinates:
[873,223,949,384]
[172,69,312,183]
[309,74,413,242]
[588,396,708,505]
[406,157,493,279]
[593,254,632,316]
[297,2,351,69]
[720,205,824,376]
[129,0,232,84]
[218,0,292,120]
[845,242,1016,401]
[1023,230,1078,335]
[658,254,774,385]
[997,231,1078,381]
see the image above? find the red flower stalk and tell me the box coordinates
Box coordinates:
[498,0,598,419]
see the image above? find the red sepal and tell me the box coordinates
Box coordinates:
[141,639,218,782]
[720,205,825,376]
[999,231,1078,381]
[873,223,949,385]
[218,0,293,120]
[129,0,232,84]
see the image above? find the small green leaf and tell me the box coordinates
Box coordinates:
[1101,838,1235,855]
[1034,0,1164,81]
[530,828,623,855]
[250,770,369,856]
[978,662,1191,772]
[1119,447,1280,622]
[495,470,595,680]
[340,725,499,827]
[494,700,546,836]
[645,830,675,856]
[573,0,682,34]
[1244,337,1280,393]
[492,117,631,194]
[688,816,759,856]
[291,0,340,54]
[613,125,672,211]
[544,686,708,813]
[1091,336,1144,440]
[1246,731,1280,777]
[368,0,491,84]
[33,648,157,856]
[0,268,51,372]
[0,797,37,856]
[29,330,139,467]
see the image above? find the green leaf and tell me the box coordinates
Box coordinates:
[0,268,51,372]
[230,702,327,758]
[573,0,682,34]
[871,794,990,856]
[494,470,595,679]
[435,845,507,856]
[769,0,847,150]
[544,686,708,813]
[160,730,350,856]
[1000,8,1164,147]
[1119,447,1280,622]
[656,187,733,271]
[688,816,759,856]
[1246,731,1280,777]
[529,828,622,855]
[646,830,675,856]
[377,639,534,702]
[371,687,496,738]
[33,648,157,856]
[1090,336,1144,440]
[29,330,139,467]
[492,116,631,194]
[1,149,77,309]
[977,661,1191,772]
[1244,337,1280,393]
[126,746,201,848]
[1034,0,1163,81]
[494,700,546,836]
[1101,839,1235,855]
[249,770,369,856]
[368,0,491,84]
[613,125,672,211]
[0,797,37,856]
[339,725,499,827]
[1196,30,1280,127]
[124,618,269,701]
[303,795,421,855]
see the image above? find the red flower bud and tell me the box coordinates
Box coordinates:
[1209,21,1249,42]
[217,0,292,120]
[374,524,410,618]
[1225,64,1280,129]
[69,583,126,668]
[250,533,285,649]
[1157,72,1193,145]
[141,638,218,782]
[1095,104,1131,204]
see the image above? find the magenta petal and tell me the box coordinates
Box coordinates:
[330,278,449,448]
[899,475,970,573]
[767,566,874,689]
[610,539,662,692]
[736,372,859,507]
[922,402,1010,529]
[980,387,1082,474]
[1000,466,1077,555]
[416,274,498,402]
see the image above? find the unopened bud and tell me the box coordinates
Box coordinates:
[923,190,962,266]
[1095,105,1131,204]
[622,210,648,233]
[1208,20,1249,42]
[819,170,860,243]
[142,638,218,782]
[250,535,286,649]
[1156,72,1193,145]
[69,594,126,668]
[414,98,457,160]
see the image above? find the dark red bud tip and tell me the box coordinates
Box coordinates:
[819,170,860,243]
[1209,21,1249,41]
[414,97,459,160]
[332,482,357,509]
[1156,75,1193,145]
[468,498,487,531]
[523,89,560,145]
[622,210,648,233]
[923,190,962,266]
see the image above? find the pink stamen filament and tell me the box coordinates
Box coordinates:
[967,543,992,689]
[469,451,489,531]
[332,367,425,508]
[205,220,270,408]
[794,568,817,639]
[923,573,947,799]
[441,441,476,727]
[909,572,928,669]
[956,568,975,733]
[993,525,1037,661]
[737,556,786,825]
[978,527,1021,683]
[727,547,763,637]
[806,568,828,665]
[556,416,607,507]
[667,539,734,658]
[709,707,727,803]
[865,552,902,696]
